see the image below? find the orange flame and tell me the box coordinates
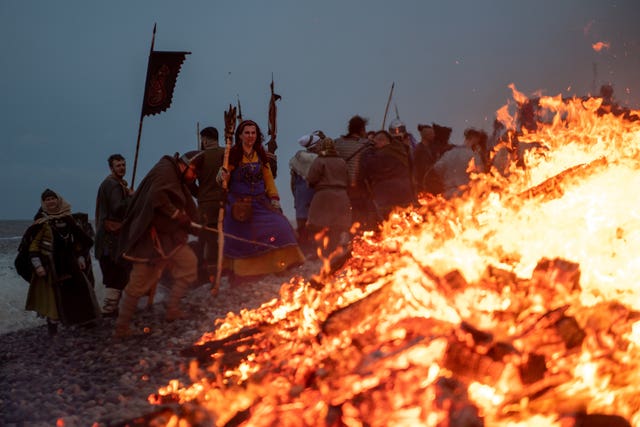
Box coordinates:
[149,87,640,426]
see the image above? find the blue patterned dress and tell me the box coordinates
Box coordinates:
[223,157,304,276]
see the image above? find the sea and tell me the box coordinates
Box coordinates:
[0,219,106,334]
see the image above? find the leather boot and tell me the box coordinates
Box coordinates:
[114,292,139,337]
[101,288,122,317]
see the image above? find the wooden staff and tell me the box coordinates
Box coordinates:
[212,104,237,296]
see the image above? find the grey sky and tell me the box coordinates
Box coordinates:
[1,0,639,219]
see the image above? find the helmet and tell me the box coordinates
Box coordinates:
[178,150,204,167]
[388,118,407,137]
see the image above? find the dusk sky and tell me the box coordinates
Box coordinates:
[1,1,639,220]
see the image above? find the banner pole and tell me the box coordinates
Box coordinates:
[130,23,157,190]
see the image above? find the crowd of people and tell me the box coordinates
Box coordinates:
[14,84,636,340]
[14,108,535,338]
[289,114,502,244]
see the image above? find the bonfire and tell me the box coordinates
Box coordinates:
[134,86,640,427]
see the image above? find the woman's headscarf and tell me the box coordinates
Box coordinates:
[36,189,72,223]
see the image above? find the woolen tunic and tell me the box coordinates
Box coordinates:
[306,155,351,230]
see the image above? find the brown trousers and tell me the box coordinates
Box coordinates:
[124,244,197,299]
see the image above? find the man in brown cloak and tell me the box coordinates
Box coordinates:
[114,151,202,337]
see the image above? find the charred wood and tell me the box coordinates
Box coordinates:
[321,283,393,336]
[435,377,484,427]
[530,257,581,294]
[223,408,251,427]
[570,413,632,427]
[518,352,546,384]
[515,306,585,355]
[181,325,267,365]
[443,339,506,384]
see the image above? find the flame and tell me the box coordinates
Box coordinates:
[146,88,640,426]
[592,41,610,52]
[508,83,529,105]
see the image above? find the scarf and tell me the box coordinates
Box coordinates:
[35,194,72,224]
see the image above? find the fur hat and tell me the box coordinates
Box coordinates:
[433,123,453,144]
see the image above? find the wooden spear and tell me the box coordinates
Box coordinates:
[381,82,395,131]
[196,121,200,149]
[212,104,237,296]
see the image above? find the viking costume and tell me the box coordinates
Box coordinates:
[334,135,377,231]
[23,190,98,333]
[95,171,131,315]
[223,151,304,277]
[114,153,200,336]
[417,124,455,195]
[361,139,416,220]
[431,146,475,199]
[195,144,226,283]
[289,132,322,252]
[306,138,352,257]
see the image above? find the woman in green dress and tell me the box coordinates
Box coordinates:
[23,189,98,334]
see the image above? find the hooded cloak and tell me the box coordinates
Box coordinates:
[118,155,198,261]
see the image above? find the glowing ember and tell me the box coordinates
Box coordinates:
[592,41,611,52]
[145,87,640,426]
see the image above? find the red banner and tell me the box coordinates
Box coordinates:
[142,50,190,117]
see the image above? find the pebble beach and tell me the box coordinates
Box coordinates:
[0,261,320,427]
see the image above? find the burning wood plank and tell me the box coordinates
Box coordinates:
[181,325,268,367]
[519,157,608,201]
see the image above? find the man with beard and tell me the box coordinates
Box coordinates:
[114,151,203,337]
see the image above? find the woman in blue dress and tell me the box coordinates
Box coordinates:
[218,120,305,279]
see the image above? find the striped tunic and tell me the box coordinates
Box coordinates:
[333,136,370,187]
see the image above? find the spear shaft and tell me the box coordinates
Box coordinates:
[213,105,237,295]
[381,82,395,130]
[196,121,200,149]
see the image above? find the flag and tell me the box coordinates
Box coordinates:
[141,50,190,117]
[267,77,281,144]
[266,76,281,178]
